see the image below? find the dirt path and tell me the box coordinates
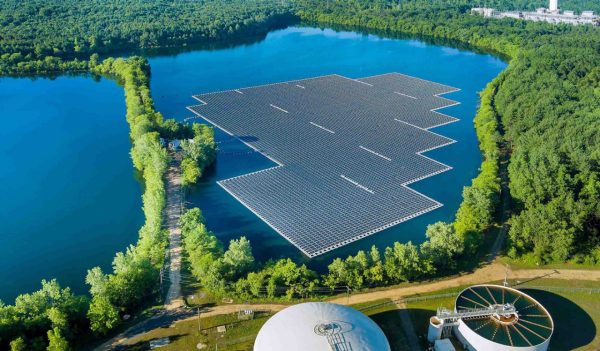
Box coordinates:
[93,153,186,351]
[164,152,184,310]
[329,263,600,305]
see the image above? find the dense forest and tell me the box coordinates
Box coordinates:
[0,0,294,74]
[1,0,599,348]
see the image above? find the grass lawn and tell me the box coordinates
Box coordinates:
[124,311,273,350]
[498,255,600,271]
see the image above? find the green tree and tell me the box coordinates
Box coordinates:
[180,124,216,186]
[324,258,348,289]
[384,242,431,283]
[181,158,201,186]
[47,307,68,331]
[87,296,119,335]
[421,221,464,268]
[85,267,108,297]
[366,246,385,285]
[223,236,255,277]
[509,196,583,264]
[47,328,69,351]
[10,338,26,351]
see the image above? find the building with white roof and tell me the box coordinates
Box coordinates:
[254,302,391,351]
[471,0,598,26]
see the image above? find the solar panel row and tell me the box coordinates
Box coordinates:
[187,73,460,257]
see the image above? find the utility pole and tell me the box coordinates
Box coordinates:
[346,286,351,305]
[159,267,164,294]
[197,308,201,332]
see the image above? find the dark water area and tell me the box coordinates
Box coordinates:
[0,76,143,302]
[149,26,507,270]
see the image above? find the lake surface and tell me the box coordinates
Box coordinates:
[0,76,143,302]
[0,26,506,302]
[149,26,507,269]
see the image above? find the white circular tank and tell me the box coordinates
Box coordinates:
[254,302,390,351]
[453,285,553,351]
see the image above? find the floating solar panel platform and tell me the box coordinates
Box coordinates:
[187,73,460,257]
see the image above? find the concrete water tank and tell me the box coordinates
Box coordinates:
[453,285,553,351]
[254,302,391,351]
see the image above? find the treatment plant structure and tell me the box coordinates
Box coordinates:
[428,285,554,351]
[472,0,598,26]
[254,302,391,351]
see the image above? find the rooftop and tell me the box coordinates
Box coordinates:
[253,302,390,351]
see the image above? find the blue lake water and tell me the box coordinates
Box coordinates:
[0,76,143,302]
[0,26,506,302]
[149,27,507,269]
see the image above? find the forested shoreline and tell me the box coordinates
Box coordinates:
[297,0,600,264]
[1,0,599,349]
[0,0,294,75]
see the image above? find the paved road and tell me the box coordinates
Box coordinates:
[92,308,196,351]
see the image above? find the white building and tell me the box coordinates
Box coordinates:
[471,7,497,17]
[471,0,598,26]
[582,11,595,18]
[254,302,391,351]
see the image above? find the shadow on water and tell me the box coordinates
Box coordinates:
[113,16,298,59]
[520,289,596,350]
[302,22,511,62]
[140,20,509,63]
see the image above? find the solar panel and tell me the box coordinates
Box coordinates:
[187,73,460,257]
